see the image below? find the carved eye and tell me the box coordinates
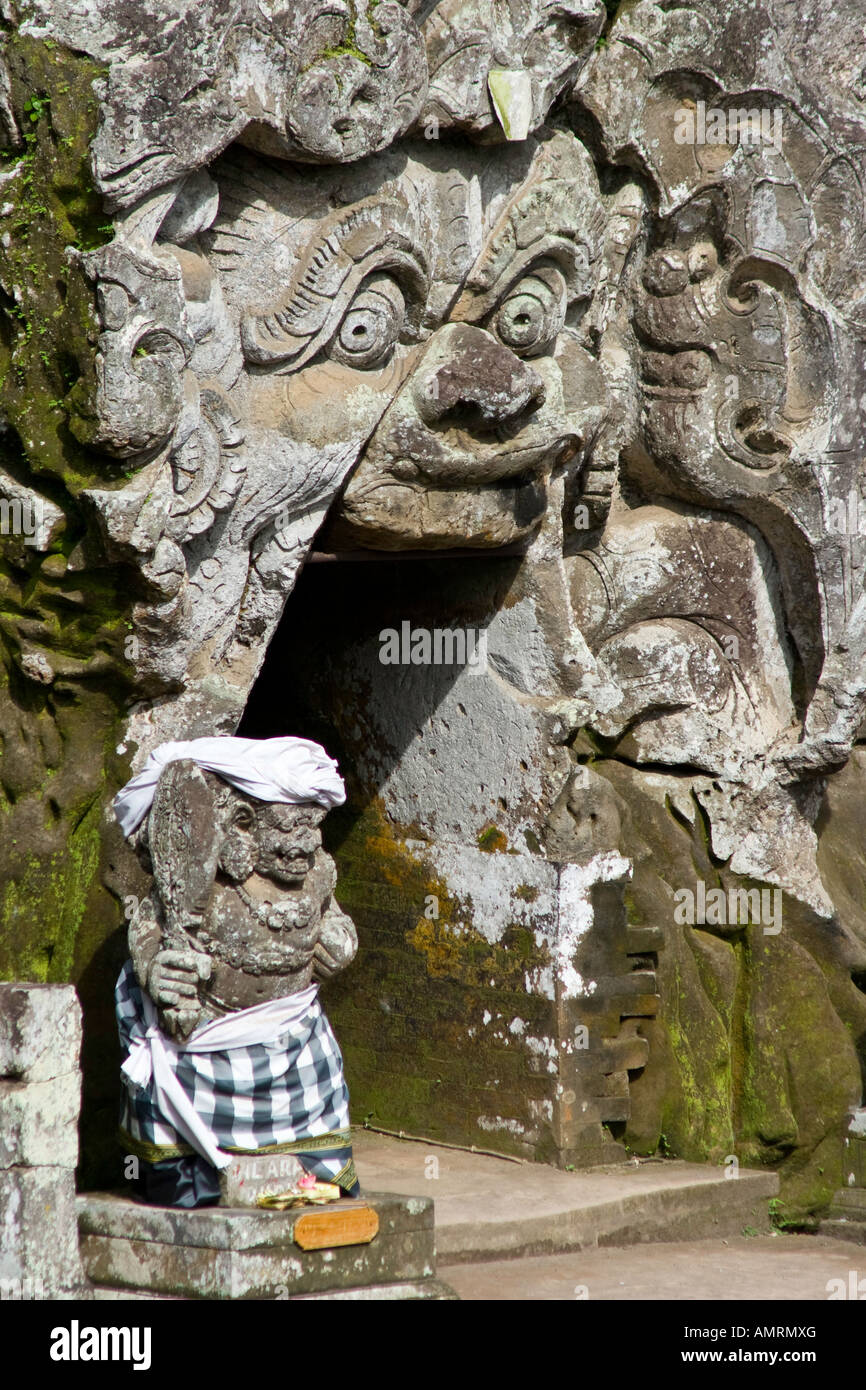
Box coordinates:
[491,265,567,357]
[330,273,405,369]
[232,803,255,831]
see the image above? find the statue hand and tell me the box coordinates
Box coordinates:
[313,905,358,980]
[147,947,211,1009]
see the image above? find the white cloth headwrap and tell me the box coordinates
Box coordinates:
[121,986,319,1169]
[113,735,346,838]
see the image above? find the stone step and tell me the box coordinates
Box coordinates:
[818,1184,866,1245]
[92,1277,459,1301]
[596,1095,630,1124]
[842,1134,866,1187]
[352,1130,779,1264]
[596,1032,651,1072]
[817,1219,866,1246]
[624,926,664,954]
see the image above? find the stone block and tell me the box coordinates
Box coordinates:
[0,1167,86,1296]
[218,1152,306,1207]
[826,1187,866,1222]
[817,1218,866,1246]
[293,1278,459,1301]
[0,984,81,1082]
[78,1190,450,1299]
[0,1074,81,1169]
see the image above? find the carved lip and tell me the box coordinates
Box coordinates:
[333,470,548,550]
[386,434,580,487]
[263,855,316,883]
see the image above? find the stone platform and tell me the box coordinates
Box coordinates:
[351,1130,780,1262]
[78,1190,456,1300]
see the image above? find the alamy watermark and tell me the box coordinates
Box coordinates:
[674,100,783,155]
[1,1275,45,1300]
[379,621,488,674]
[674,881,782,934]
[0,495,43,545]
[826,1270,866,1299]
[49,1321,152,1370]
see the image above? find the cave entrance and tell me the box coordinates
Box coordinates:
[237,544,540,1150]
[236,543,641,1168]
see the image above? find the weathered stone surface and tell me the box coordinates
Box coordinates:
[21,1,428,206]
[0,1167,86,1296]
[351,1132,780,1261]
[417,0,605,141]
[78,1190,446,1298]
[2,0,865,1221]
[817,1108,866,1240]
[0,1073,81,1168]
[218,1152,306,1208]
[0,985,87,1294]
[128,758,357,1035]
[0,982,81,1082]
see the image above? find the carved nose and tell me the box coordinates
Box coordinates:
[414,323,546,429]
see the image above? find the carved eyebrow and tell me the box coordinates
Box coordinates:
[241,192,430,369]
[452,136,605,323]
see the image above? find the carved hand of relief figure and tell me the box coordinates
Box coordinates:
[314,905,359,981]
[146,948,214,1038]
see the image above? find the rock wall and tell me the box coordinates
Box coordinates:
[0,0,865,1216]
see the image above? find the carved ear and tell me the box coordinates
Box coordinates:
[218,799,257,883]
[148,759,221,937]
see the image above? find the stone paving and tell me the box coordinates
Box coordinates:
[441,1234,863,1302]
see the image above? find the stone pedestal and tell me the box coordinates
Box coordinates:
[78,1191,457,1300]
[0,983,89,1300]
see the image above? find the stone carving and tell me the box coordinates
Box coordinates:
[3,0,866,1221]
[112,743,359,1209]
[129,759,357,1038]
[417,0,605,140]
[22,0,428,209]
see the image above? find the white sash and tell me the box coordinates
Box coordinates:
[122,985,319,1169]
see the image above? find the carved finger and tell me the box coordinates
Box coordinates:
[159,949,205,973]
[313,943,339,977]
[157,976,199,998]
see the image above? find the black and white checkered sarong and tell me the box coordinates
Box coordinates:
[116,961,356,1191]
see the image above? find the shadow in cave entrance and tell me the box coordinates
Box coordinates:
[235,548,530,1146]
[237,549,523,851]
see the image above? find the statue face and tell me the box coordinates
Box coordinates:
[208,128,607,552]
[252,803,326,886]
